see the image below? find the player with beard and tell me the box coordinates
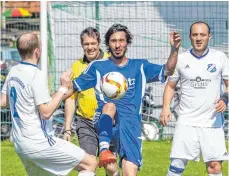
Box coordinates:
[65,24,181,175]
[160,21,228,176]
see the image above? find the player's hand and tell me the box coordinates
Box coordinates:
[60,69,73,88]
[215,99,227,112]
[160,108,172,126]
[63,130,72,141]
[170,31,181,49]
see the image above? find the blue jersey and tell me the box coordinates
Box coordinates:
[73,58,165,117]
[73,58,165,167]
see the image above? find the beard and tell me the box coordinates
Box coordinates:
[110,48,127,60]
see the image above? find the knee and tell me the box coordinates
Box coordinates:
[103,103,116,118]
[207,161,222,174]
[168,158,188,176]
[77,155,97,172]
[87,156,97,172]
[105,162,119,176]
[122,159,138,176]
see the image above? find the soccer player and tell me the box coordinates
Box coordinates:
[160,21,229,176]
[65,23,181,175]
[0,32,97,176]
[63,27,119,176]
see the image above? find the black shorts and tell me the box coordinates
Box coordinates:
[76,116,98,156]
[76,115,116,156]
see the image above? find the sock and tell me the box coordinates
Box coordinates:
[78,171,95,176]
[208,173,222,176]
[98,114,113,153]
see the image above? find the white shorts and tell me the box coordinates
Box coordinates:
[17,138,85,176]
[170,125,228,162]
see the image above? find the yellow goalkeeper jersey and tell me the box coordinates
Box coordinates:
[70,51,110,120]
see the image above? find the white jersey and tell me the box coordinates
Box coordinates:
[2,62,54,154]
[169,48,229,127]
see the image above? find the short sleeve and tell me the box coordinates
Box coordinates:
[168,67,180,83]
[73,61,97,92]
[142,59,166,83]
[31,70,51,106]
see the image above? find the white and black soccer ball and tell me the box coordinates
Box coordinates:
[100,72,128,100]
[141,122,160,141]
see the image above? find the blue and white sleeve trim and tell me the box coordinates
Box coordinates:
[158,64,166,83]
[73,80,82,92]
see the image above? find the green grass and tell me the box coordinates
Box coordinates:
[1,140,228,176]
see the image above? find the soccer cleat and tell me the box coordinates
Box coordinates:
[98,149,116,167]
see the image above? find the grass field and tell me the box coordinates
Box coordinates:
[1,140,228,176]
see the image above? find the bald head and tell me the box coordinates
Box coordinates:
[16,32,40,59]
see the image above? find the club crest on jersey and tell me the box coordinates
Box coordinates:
[207,64,216,73]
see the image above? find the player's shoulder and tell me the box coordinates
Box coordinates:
[179,50,191,58]
[92,57,110,64]
[208,48,227,57]
[72,57,84,67]
[129,58,148,63]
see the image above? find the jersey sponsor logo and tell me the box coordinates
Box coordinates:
[190,76,211,89]
[207,64,217,73]
[127,78,135,89]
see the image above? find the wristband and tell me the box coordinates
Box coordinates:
[220,93,228,105]
[64,130,72,136]
[58,87,68,94]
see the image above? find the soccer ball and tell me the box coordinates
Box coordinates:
[141,122,160,141]
[100,72,128,99]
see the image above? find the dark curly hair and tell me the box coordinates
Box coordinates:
[105,24,133,51]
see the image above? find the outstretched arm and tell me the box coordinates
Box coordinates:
[38,70,73,120]
[165,31,181,76]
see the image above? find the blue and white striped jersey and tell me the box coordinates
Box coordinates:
[73,58,165,116]
[2,62,55,154]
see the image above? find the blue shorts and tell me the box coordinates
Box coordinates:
[94,109,143,168]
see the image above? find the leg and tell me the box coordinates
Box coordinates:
[98,103,116,152]
[122,158,138,176]
[206,161,222,176]
[168,125,200,176]
[98,103,117,167]
[76,153,97,175]
[76,116,98,156]
[18,138,97,176]
[17,153,55,176]
[167,158,188,176]
[104,126,120,176]
[104,162,120,176]
[118,114,142,175]
[200,127,228,176]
